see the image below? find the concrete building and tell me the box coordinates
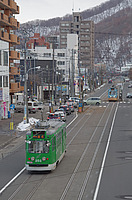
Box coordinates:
[0,0,21,118]
[0,40,9,119]
[20,34,78,100]
[60,12,94,84]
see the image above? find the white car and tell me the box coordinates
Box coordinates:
[69,97,80,104]
[54,111,66,121]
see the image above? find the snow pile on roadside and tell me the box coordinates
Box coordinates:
[17,117,39,131]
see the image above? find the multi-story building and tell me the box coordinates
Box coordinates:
[0,0,21,118]
[20,34,78,100]
[60,12,94,81]
[26,33,50,49]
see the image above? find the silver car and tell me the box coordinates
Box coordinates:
[83,97,101,106]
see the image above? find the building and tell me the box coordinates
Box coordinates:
[26,33,50,49]
[60,12,94,82]
[20,34,78,100]
[0,0,21,118]
[0,40,9,119]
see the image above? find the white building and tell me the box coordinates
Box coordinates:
[26,34,79,98]
[0,40,9,119]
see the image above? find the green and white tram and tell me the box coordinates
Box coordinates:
[25,120,66,171]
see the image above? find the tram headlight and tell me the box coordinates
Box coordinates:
[31,157,35,161]
[42,157,46,161]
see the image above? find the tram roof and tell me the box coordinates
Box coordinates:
[29,120,65,136]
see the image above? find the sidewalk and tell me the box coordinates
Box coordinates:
[0,105,59,156]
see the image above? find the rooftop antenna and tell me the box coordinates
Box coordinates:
[72,1,74,13]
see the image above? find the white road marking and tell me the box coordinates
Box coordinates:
[93,102,119,200]
[66,111,78,128]
[0,167,26,195]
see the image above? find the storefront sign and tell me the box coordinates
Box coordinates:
[0,88,3,101]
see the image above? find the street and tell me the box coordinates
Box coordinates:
[0,83,132,200]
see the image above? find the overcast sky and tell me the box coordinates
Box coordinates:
[16,0,108,24]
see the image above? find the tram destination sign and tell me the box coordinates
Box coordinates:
[33,131,46,139]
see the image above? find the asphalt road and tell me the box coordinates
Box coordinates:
[0,82,132,200]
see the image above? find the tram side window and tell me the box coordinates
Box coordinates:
[52,137,56,151]
[63,127,66,137]
[28,141,49,153]
[56,131,62,147]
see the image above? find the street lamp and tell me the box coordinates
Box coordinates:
[24,66,41,124]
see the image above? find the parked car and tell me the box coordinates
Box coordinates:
[14,101,38,113]
[47,113,61,120]
[83,97,101,106]
[14,102,24,113]
[59,105,71,115]
[37,102,44,110]
[126,93,132,98]
[28,101,39,113]
[54,111,66,121]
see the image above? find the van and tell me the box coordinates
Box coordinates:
[83,97,101,106]
[28,101,38,113]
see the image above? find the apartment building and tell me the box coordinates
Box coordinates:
[0,0,21,118]
[60,12,94,77]
[20,34,78,100]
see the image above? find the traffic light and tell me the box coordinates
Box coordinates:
[82,76,84,81]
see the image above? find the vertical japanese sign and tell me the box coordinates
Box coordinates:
[3,102,6,117]
[0,88,3,101]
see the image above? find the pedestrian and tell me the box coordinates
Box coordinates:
[64,99,66,104]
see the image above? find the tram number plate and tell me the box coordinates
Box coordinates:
[35,159,42,163]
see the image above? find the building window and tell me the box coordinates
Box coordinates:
[57,53,65,57]
[61,41,67,45]
[58,61,65,65]
[0,50,1,65]
[43,53,51,57]
[61,35,67,39]
[0,76,2,87]
[3,51,8,66]
[3,76,8,87]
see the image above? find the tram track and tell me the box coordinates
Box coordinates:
[5,107,96,200]
[1,87,111,200]
[59,103,115,200]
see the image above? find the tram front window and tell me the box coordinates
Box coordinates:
[28,141,49,153]
[111,91,116,95]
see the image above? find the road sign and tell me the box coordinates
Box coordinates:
[10,104,15,110]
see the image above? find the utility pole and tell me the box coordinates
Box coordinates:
[52,43,55,109]
[24,44,28,123]
[34,55,35,96]
[71,49,74,97]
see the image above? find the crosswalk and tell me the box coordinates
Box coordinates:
[102,101,132,104]
[99,101,132,108]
